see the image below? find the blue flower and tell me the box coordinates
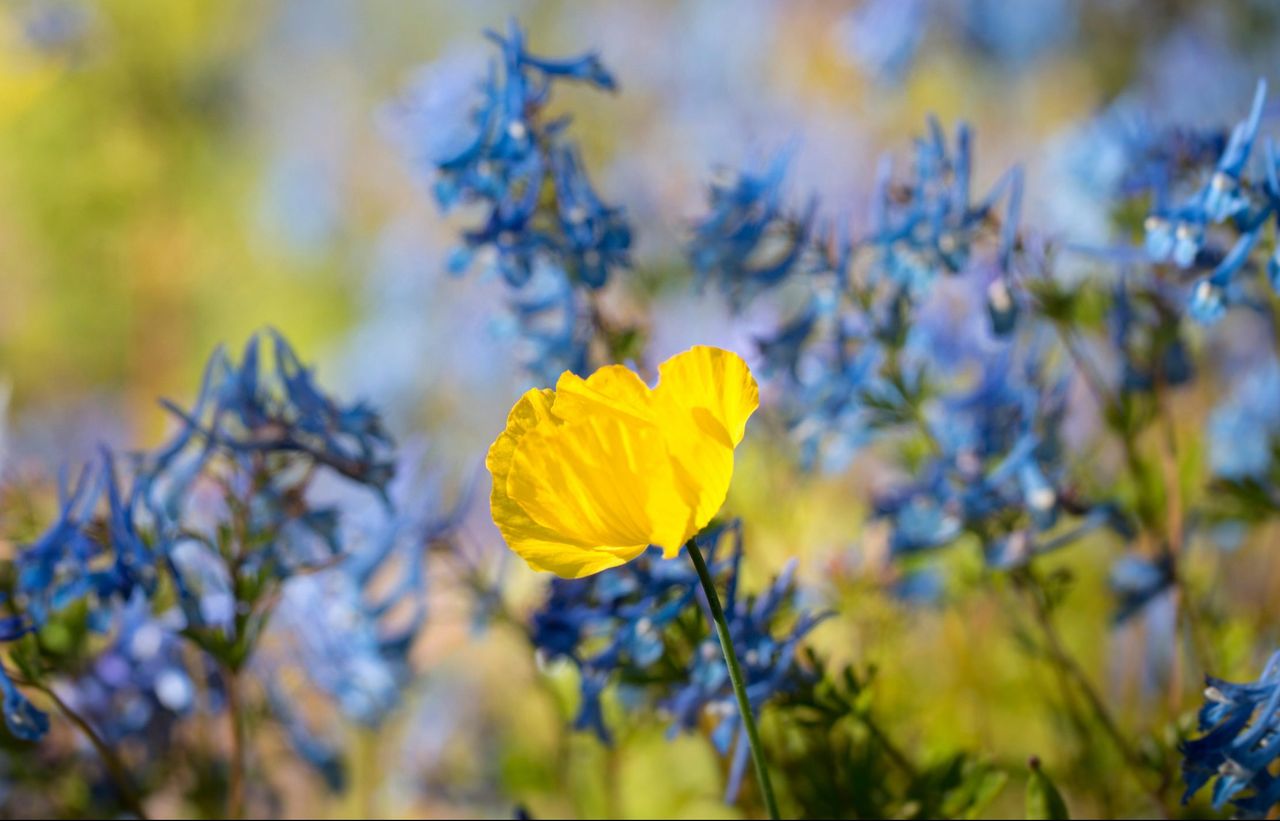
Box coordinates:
[663,543,828,803]
[0,667,48,742]
[688,149,816,309]
[528,521,826,802]
[141,332,396,628]
[837,0,926,85]
[250,446,461,787]
[388,20,633,380]
[1183,650,1280,816]
[260,453,455,729]
[12,451,154,634]
[706,118,1026,473]
[64,593,198,747]
[1109,554,1175,624]
[1208,359,1280,480]
[389,20,626,286]
[1139,80,1277,323]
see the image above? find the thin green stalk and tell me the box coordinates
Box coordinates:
[686,537,781,820]
[222,665,247,819]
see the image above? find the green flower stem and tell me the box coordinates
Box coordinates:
[686,536,781,820]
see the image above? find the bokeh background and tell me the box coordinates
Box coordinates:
[4,1,1280,818]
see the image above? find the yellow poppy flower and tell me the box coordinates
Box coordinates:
[486,345,759,578]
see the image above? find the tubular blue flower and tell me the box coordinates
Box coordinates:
[141,331,396,632]
[1183,650,1280,815]
[387,20,634,380]
[0,666,48,742]
[837,0,926,85]
[14,453,154,629]
[258,449,458,735]
[528,520,826,803]
[699,118,1027,474]
[1139,80,1277,323]
[688,149,816,309]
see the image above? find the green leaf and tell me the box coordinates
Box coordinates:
[1026,758,1069,820]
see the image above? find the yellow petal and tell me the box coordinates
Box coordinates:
[507,415,695,552]
[486,388,620,577]
[551,365,656,425]
[655,346,760,447]
[651,347,760,546]
[507,540,648,579]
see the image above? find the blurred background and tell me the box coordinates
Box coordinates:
[3,1,1280,818]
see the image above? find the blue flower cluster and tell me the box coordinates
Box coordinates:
[689,119,1122,585]
[692,120,1025,471]
[389,20,634,383]
[529,521,826,802]
[0,330,449,796]
[257,454,459,788]
[1183,650,1280,816]
[1139,80,1280,323]
[0,452,156,741]
[688,149,816,311]
[136,332,395,657]
[65,592,203,749]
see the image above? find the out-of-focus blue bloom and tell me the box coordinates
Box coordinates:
[1109,553,1175,624]
[496,260,593,385]
[688,150,816,309]
[872,346,1103,570]
[140,331,396,635]
[1183,650,1280,816]
[864,119,1023,292]
[261,454,455,728]
[64,593,198,748]
[0,331,404,748]
[1052,95,1228,247]
[0,667,48,742]
[874,469,963,556]
[891,567,946,606]
[254,445,462,788]
[836,0,1069,85]
[388,20,633,382]
[150,330,393,493]
[529,521,826,802]
[1208,358,1280,480]
[837,0,925,85]
[21,1,93,56]
[0,451,159,742]
[959,0,1071,67]
[704,118,1025,472]
[14,452,154,631]
[1141,80,1278,323]
[387,19,628,286]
